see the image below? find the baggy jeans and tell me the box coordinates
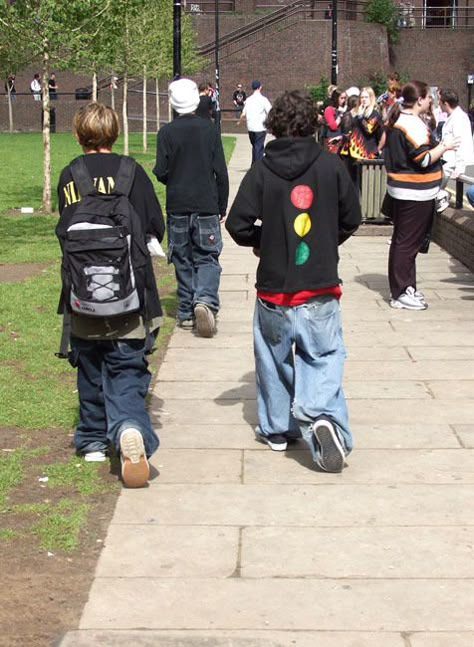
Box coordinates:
[167,213,223,321]
[69,337,159,458]
[253,295,352,464]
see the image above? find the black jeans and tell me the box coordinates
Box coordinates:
[388,198,434,299]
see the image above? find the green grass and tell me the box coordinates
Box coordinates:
[0,132,235,215]
[31,499,90,551]
[41,457,111,496]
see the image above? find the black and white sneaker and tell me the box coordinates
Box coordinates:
[312,419,345,473]
[255,429,288,451]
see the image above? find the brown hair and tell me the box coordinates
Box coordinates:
[73,102,120,150]
[386,80,428,129]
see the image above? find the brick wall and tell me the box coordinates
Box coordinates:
[391,30,474,106]
[433,209,474,273]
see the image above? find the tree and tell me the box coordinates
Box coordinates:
[365,0,399,44]
[1,0,108,212]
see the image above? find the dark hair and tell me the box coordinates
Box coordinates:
[198,82,208,92]
[386,80,428,128]
[439,88,459,109]
[265,90,318,138]
[330,88,343,108]
[347,95,359,111]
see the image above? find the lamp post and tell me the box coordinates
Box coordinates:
[331,0,338,85]
[173,0,182,80]
[215,0,221,133]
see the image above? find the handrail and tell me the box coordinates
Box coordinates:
[456,174,474,209]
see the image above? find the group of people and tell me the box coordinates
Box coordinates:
[55,74,473,492]
[3,73,59,100]
[56,77,361,490]
[319,76,474,311]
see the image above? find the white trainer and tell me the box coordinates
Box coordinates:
[390,286,427,310]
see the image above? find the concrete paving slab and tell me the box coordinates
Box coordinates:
[427,381,474,399]
[58,629,407,647]
[453,425,474,448]
[111,484,474,526]
[149,449,242,484]
[241,526,474,578]
[243,448,474,485]
[344,331,474,348]
[167,334,252,349]
[344,360,474,380]
[407,346,474,360]
[410,634,474,646]
[157,381,256,400]
[79,578,474,630]
[95,526,239,578]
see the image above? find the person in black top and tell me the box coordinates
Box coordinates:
[5,74,16,99]
[232,83,246,117]
[48,73,58,99]
[195,82,213,120]
[56,102,164,487]
[153,78,229,338]
[226,90,360,472]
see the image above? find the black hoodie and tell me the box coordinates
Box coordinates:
[226,137,361,293]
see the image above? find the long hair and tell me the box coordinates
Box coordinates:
[386,80,428,129]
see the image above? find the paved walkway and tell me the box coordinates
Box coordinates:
[60,135,474,647]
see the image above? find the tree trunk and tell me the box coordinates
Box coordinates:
[143,66,147,153]
[110,70,115,110]
[42,41,51,213]
[92,71,98,101]
[7,87,13,133]
[122,72,129,156]
[155,77,160,131]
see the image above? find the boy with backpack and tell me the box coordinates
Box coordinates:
[226,90,361,473]
[56,102,165,488]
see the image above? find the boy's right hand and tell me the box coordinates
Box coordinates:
[442,135,461,151]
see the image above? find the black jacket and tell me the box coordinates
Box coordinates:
[153,114,229,216]
[226,137,361,292]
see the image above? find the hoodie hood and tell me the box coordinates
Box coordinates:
[263,136,322,180]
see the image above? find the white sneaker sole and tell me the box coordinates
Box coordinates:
[120,428,150,488]
[389,299,427,311]
[84,451,107,463]
[194,304,216,338]
[312,420,345,473]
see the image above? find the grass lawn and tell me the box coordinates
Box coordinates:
[0,131,236,554]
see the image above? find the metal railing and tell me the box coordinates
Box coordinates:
[455,174,474,209]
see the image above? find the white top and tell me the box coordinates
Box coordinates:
[441,106,474,176]
[30,79,41,93]
[242,91,272,132]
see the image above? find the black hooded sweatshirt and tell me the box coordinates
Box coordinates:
[226,137,361,293]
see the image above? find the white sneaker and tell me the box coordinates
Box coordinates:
[119,428,149,488]
[390,286,427,310]
[435,189,449,213]
[84,450,107,462]
[312,419,345,473]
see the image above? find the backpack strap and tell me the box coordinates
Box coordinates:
[114,156,136,196]
[70,157,97,197]
[55,311,71,359]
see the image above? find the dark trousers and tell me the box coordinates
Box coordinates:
[388,198,434,299]
[249,131,266,164]
[70,337,159,457]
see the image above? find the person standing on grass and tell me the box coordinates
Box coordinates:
[226,90,361,473]
[56,102,164,488]
[153,78,229,338]
[238,80,272,165]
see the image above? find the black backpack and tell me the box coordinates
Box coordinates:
[57,156,150,356]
